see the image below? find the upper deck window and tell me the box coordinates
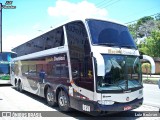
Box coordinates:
[12,27,64,57]
[87,19,137,49]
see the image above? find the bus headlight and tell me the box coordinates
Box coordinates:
[98,100,115,105]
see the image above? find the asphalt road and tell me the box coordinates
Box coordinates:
[143,84,160,107]
[0,84,159,120]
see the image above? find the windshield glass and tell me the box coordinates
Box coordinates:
[97,55,142,92]
[87,19,137,49]
[0,63,10,74]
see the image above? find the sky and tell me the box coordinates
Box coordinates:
[1,0,160,51]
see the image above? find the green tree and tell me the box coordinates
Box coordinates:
[128,16,156,40]
[142,63,151,79]
[127,15,160,55]
[137,16,154,26]
[128,24,137,39]
[155,13,160,21]
[138,30,160,57]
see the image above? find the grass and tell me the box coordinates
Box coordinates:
[142,77,159,84]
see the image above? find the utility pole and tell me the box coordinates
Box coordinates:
[0,3,2,52]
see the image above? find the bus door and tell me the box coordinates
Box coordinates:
[78,56,94,92]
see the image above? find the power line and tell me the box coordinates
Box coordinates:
[99,0,120,9]
[125,12,160,24]
[96,0,113,8]
[96,0,107,7]
[95,0,120,14]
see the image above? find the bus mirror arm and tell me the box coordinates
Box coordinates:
[90,52,93,57]
[139,55,143,59]
[141,55,155,74]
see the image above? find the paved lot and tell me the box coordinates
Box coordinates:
[143,84,160,107]
[0,85,159,120]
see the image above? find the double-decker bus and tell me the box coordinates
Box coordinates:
[11,18,155,115]
[0,52,17,84]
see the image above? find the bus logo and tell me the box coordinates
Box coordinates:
[126,97,129,101]
[54,56,65,61]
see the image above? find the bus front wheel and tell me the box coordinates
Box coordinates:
[58,90,70,111]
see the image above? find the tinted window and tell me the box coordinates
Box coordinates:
[22,65,29,74]
[36,64,43,74]
[12,27,64,56]
[53,63,69,78]
[66,21,94,91]
[29,65,37,76]
[0,52,16,61]
[20,53,69,79]
[0,64,10,74]
[87,19,137,49]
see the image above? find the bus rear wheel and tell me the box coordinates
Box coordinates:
[46,87,57,107]
[17,81,23,92]
[19,81,23,93]
[15,81,19,91]
[58,90,70,111]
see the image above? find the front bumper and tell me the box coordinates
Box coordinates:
[95,98,143,112]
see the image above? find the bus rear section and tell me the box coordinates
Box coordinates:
[10,18,155,116]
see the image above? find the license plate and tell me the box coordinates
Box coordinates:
[124,106,132,111]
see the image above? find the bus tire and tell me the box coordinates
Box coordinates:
[58,90,70,112]
[19,81,23,93]
[46,87,57,107]
[15,81,19,91]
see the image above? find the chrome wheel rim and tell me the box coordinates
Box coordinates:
[59,96,67,106]
[47,92,53,102]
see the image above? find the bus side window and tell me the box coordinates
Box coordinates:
[60,64,69,78]
[22,65,29,75]
[53,64,61,77]
[44,27,64,49]
[28,65,36,76]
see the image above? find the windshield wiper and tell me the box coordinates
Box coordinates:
[115,80,128,90]
[117,80,127,85]
[129,80,141,87]
[104,83,124,91]
[121,45,137,49]
[98,43,118,47]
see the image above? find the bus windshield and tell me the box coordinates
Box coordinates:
[0,63,10,74]
[97,55,142,92]
[87,19,137,49]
